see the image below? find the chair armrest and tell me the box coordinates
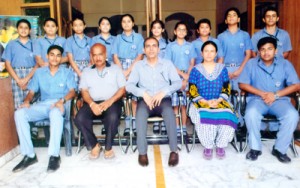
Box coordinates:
[240,91,247,117]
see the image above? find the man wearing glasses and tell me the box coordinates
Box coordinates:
[75,43,126,160]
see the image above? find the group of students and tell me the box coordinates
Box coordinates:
[3,6,299,173]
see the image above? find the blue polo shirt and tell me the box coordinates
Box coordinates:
[2,38,36,68]
[251,27,292,58]
[65,34,91,61]
[238,57,299,100]
[112,31,144,60]
[33,35,67,62]
[28,66,76,101]
[192,36,224,65]
[91,34,115,63]
[165,39,196,72]
[217,29,252,66]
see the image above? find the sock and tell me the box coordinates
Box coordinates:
[132,119,136,129]
[125,117,130,129]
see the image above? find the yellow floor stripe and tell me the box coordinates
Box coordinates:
[154,145,166,188]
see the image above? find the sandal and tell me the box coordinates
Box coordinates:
[89,143,102,160]
[104,149,115,159]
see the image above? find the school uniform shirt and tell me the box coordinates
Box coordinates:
[217,29,252,66]
[65,34,91,61]
[91,34,115,63]
[164,39,196,72]
[157,37,168,58]
[28,66,76,101]
[2,38,36,68]
[112,31,144,60]
[238,57,299,101]
[192,36,224,65]
[33,35,67,62]
[251,27,292,58]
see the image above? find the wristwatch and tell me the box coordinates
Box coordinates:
[61,98,66,104]
[274,92,279,100]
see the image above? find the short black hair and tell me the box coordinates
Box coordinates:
[72,17,86,25]
[121,14,135,23]
[143,37,159,48]
[16,19,31,29]
[263,6,278,18]
[201,40,218,52]
[224,7,241,20]
[257,37,277,50]
[43,17,58,26]
[196,18,211,30]
[47,45,64,54]
[98,16,112,27]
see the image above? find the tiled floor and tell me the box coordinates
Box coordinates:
[1,141,300,188]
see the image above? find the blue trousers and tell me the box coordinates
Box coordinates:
[14,99,65,157]
[244,98,299,154]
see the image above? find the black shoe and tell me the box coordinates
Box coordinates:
[153,124,160,134]
[272,147,291,163]
[246,149,262,161]
[133,129,137,137]
[47,156,61,172]
[123,128,130,136]
[138,154,149,167]
[101,127,106,135]
[12,155,38,172]
[161,126,167,135]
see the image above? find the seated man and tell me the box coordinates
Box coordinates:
[126,37,182,167]
[75,43,126,160]
[239,37,300,163]
[13,45,76,172]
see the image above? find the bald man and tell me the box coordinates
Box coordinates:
[75,43,126,160]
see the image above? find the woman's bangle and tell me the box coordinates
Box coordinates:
[89,102,95,108]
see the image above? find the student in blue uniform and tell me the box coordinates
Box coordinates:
[2,19,37,110]
[12,45,76,173]
[149,19,169,135]
[165,21,196,135]
[33,18,68,67]
[239,37,300,163]
[192,18,223,65]
[217,7,252,91]
[112,14,144,136]
[251,6,292,59]
[65,17,91,87]
[91,17,115,64]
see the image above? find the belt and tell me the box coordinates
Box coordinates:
[13,67,34,70]
[75,60,89,65]
[225,63,240,67]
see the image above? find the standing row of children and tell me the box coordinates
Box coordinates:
[3,6,292,138]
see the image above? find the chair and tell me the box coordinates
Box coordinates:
[186,90,240,153]
[127,91,185,153]
[75,94,130,154]
[240,91,299,156]
[30,98,74,156]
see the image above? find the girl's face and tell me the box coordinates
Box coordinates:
[44,21,58,36]
[72,19,86,34]
[99,19,111,34]
[151,23,164,38]
[17,22,30,38]
[197,23,211,37]
[121,16,134,32]
[174,24,187,39]
[201,44,217,62]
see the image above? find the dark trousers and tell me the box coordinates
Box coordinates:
[75,100,122,151]
[136,98,177,155]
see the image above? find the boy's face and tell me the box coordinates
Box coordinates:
[44,21,58,36]
[258,43,277,62]
[197,23,211,37]
[47,49,62,66]
[263,10,279,27]
[17,22,30,38]
[225,10,240,25]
